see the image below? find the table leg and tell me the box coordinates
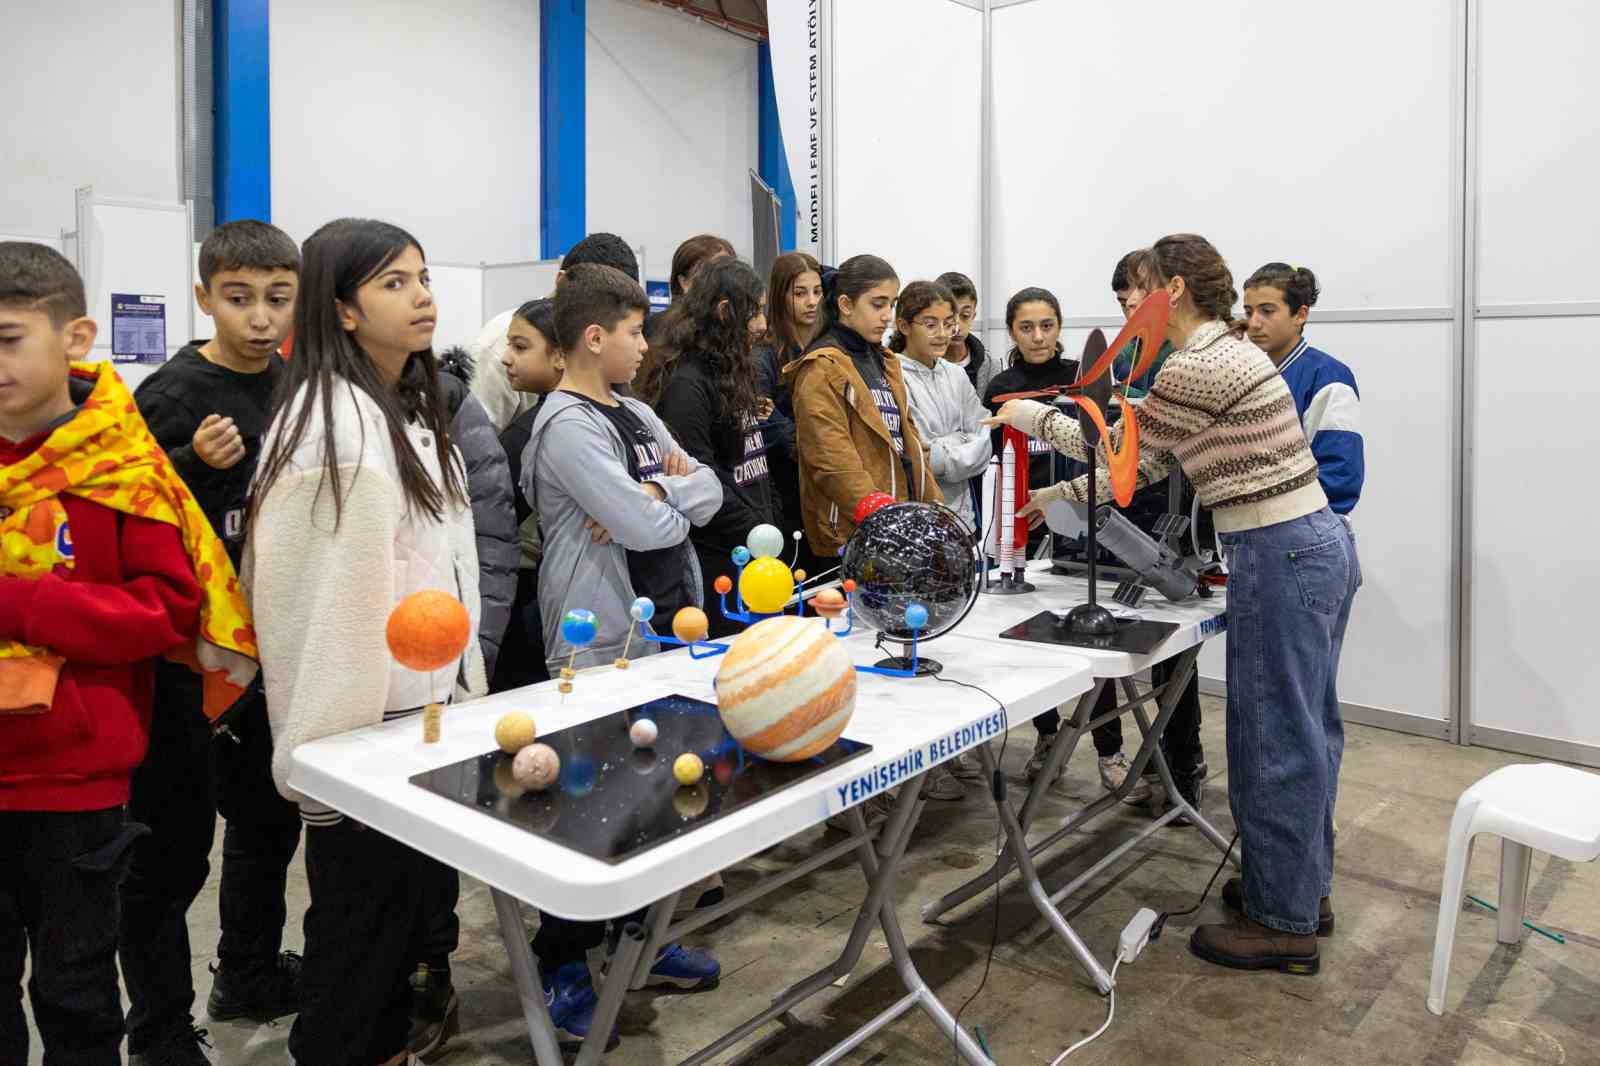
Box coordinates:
[976,742,1116,995]
[490,888,568,1066]
[575,920,649,1066]
[920,682,1104,924]
[924,647,1234,993]
[629,890,682,990]
[1116,653,1236,861]
[677,776,991,1065]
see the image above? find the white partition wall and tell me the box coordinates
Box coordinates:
[830,0,984,288]
[985,0,1463,739]
[426,264,489,356]
[1467,0,1600,763]
[0,0,181,238]
[587,0,760,264]
[990,1,1457,321]
[270,0,540,264]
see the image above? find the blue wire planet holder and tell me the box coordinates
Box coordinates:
[626,586,933,677]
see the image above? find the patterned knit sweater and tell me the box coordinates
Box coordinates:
[1015,320,1327,534]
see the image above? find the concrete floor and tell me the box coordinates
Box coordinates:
[22,698,1600,1064]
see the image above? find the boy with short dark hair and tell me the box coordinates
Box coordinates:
[470,233,641,431]
[520,263,724,1047]
[935,271,996,398]
[120,220,304,1065]
[0,242,256,1066]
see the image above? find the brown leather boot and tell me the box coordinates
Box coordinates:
[1190,915,1320,975]
[1221,877,1334,936]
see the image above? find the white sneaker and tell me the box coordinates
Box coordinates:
[1025,733,1062,786]
[826,790,896,832]
[923,763,967,801]
[1098,753,1153,803]
[949,750,984,781]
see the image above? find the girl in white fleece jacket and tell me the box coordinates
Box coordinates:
[245,218,484,1066]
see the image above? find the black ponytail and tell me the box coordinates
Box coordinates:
[1244,262,1321,316]
[820,254,897,331]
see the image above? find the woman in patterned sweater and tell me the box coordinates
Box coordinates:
[988,233,1360,978]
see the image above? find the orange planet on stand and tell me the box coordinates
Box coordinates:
[716,616,856,762]
[713,575,733,596]
[672,606,710,643]
[386,590,472,671]
[812,587,847,619]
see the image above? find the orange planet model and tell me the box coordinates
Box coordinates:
[715,616,856,761]
[672,606,710,643]
[811,587,847,619]
[386,590,472,672]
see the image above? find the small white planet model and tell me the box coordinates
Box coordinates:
[629,718,659,749]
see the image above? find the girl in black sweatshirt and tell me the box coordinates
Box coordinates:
[982,287,1087,508]
[982,286,1130,788]
[653,258,780,638]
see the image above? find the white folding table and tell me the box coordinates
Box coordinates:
[290,622,1093,1065]
[920,560,1237,995]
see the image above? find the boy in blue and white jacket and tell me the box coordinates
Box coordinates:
[1243,263,1364,515]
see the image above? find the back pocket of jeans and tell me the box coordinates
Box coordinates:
[1288,538,1349,615]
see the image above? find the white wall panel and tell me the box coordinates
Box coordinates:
[990,1,1457,318]
[0,0,180,238]
[1470,317,1600,749]
[1475,0,1600,306]
[832,0,983,288]
[271,0,540,265]
[586,0,758,274]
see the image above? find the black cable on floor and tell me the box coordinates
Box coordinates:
[935,673,1011,1066]
[1150,831,1239,943]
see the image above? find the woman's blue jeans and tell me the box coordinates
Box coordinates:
[1220,508,1360,935]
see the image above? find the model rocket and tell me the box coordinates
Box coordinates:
[984,426,1035,595]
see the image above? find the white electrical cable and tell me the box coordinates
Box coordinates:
[1049,958,1121,1064]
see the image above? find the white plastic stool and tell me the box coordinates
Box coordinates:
[1427,762,1600,1014]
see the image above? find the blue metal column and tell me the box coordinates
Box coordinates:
[213,0,271,222]
[541,0,586,260]
[757,41,797,252]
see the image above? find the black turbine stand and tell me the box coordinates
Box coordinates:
[1062,377,1117,636]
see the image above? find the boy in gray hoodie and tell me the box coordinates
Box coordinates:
[516,263,726,1040]
[522,263,723,672]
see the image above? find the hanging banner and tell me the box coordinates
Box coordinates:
[767,0,824,260]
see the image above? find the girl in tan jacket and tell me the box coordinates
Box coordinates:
[782,255,942,560]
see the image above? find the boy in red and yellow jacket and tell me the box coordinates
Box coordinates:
[0,242,256,1065]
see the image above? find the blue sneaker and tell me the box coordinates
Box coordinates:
[646,942,721,991]
[540,962,620,1050]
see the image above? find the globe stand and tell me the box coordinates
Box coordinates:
[874,647,944,677]
[859,625,942,678]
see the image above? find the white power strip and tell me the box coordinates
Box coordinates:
[1050,908,1161,1064]
[1119,907,1160,963]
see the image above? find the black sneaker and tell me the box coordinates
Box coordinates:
[129,1026,212,1066]
[407,964,460,1061]
[1167,761,1207,827]
[206,951,302,1022]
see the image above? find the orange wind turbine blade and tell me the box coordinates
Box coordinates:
[1076,294,1170,387]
